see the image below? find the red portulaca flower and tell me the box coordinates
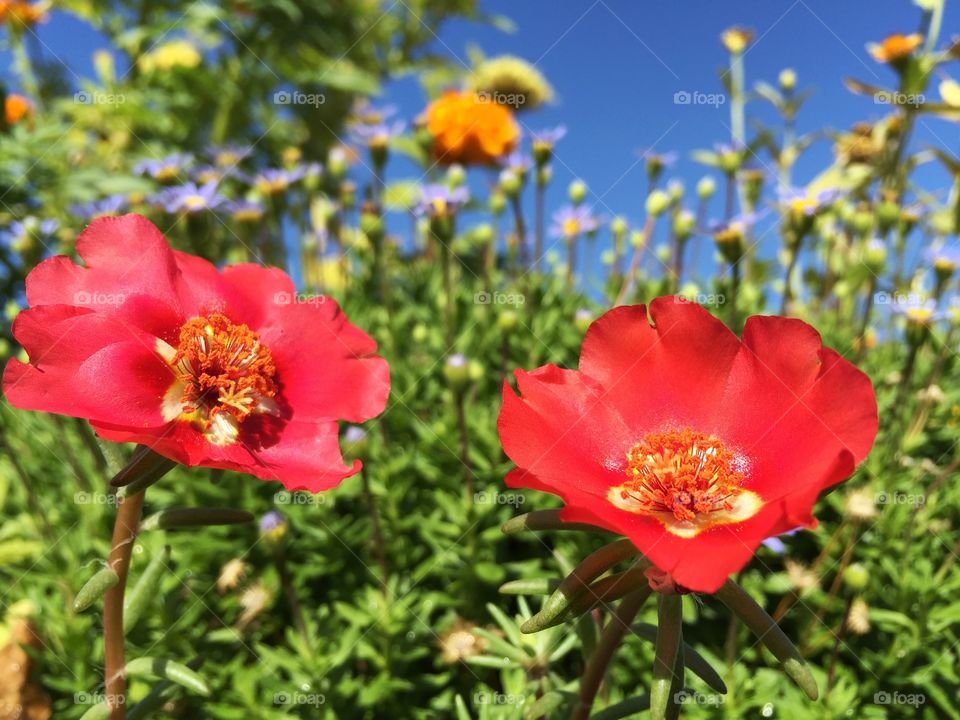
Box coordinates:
[3,214,390,492]
[498,298,877,593]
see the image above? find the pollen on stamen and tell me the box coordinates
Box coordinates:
[166,313,279,444]
[612,427,748,524]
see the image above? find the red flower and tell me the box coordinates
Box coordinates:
[498,298,877,593]
[3,214,390,492]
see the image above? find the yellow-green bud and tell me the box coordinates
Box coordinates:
[497,309,518,331]
[673,210,696,240]
[843,563,869,591]
[697,176,717,199]
[629,230,646,248]
[499,168,522,197]
[447,164,466,188]
[779,68,797,92]
[568,179,588,204]
[646,190,671,217]
[610,215,628,237]
[412,324,428,343]
[490,190,506,215]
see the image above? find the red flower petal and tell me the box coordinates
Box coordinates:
[499,298,879,593]
[92,416,358,492]
[4,304,171,427]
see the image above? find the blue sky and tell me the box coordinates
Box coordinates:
[4,1,960,283]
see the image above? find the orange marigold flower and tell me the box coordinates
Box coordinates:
[0,0,48,25]
[4,94,32,126]
[424,89,519,166]
[867,33,923,64]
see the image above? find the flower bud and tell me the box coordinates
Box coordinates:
[259,511,288,546]
[574,308,593,332]
[412,324,428,343]
[568,179,588,205]
[497,309,518,331]
[443,353,471,387]
[490,190,506,215]
[697,176,716,199]
[673,210,696,240]
[779,68,797,92]
[646,190,670,217]
[446,164,466,188]
[610,215,627,237]
[842,563,869,591]
[499,168,522,197]
[342,425,369,460]
[629,230,646,249]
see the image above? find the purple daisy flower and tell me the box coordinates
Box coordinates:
[153,181,227,214]
[240,167,306,195]
[350,120,406,149]
[414,184,470,218]
[223,199,265,222]
[924,244,960,273]
[133,153,194,181]
[778,186,842,216]
[549,205,601,238]
[2,217,59,248]
[206,143,252,168]
[70,195,128,219]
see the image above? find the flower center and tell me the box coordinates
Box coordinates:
[608,427,761,538]
[183,194,208,210]
[164,313,279,445]
[562,218,580,237]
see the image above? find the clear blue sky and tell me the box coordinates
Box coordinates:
[5,1,960,282]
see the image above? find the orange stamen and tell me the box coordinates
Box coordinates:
[171,313,278,439]
[619,427,745,522]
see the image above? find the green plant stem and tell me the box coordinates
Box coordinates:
[510,194,528,272]
[103,490,146,720]
[570,588,650,720]
[534,177,546,272]
[360,470,390,584]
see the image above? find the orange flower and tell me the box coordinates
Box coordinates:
[4,94,32,126]
[424,90,518,166]
[0,0,48,25]
[867,33,923,64]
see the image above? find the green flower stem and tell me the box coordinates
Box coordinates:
[614,214,656,306]
[510,194,528,272]
[360,470,390,584]
[650,594,683,720]
[534,176,546,272]
[103,489,147,720]
[729,257,741,331]
[570,588,652,720]
[715,579,818,700]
